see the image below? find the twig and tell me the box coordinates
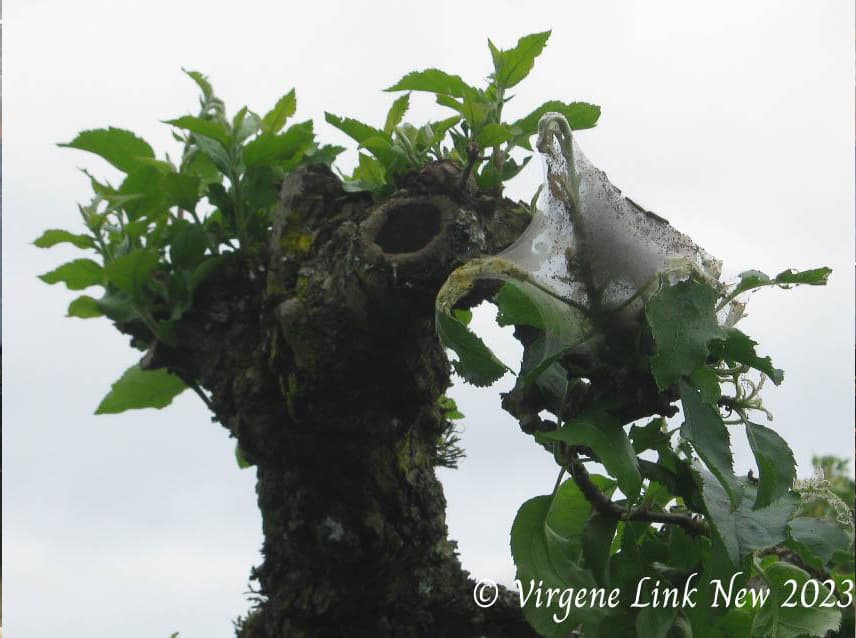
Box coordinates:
[459,142,480,189]
[567,452,710,537]
[186,379,218,421]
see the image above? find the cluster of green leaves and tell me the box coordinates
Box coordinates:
[38,70,340,412]
[436,395,466,469]
[40,32,598,417]
[327,31,600,195]
[438,266,853,636]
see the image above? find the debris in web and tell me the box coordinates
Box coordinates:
[502,112,721,318]
[435,112,721,387]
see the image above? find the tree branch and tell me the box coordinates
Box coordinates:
[567,452,710,537]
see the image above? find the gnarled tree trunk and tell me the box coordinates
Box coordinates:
[135,163,537,637]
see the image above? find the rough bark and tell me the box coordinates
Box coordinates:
[133,162,538,637]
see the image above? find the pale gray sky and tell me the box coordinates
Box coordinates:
[4,2,854,636]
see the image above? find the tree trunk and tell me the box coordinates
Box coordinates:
[136,163,537,637]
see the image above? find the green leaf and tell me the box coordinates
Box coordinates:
[537,409,642,501]
[517,337,568,416]
[476,162,502,191]
[116,166,170,221]
[163,115,231,147]
[67,295,103,318]
[513,101,601,139]
[733,269,770,295]
[170,224,208,269]
[324,112,386,146]
[733,267,832,298]
[303,143,345,167]
[359,136,404,169]
[476,122,514,148]
[548,476,616,561]
[243,121,314,167]
[96,289,140,322]
[646,278,725,389]
[163,172,201,213]
[752,561,841,638]
[581,513,618,586]
[694,470,798,565]
[59,127,154,173]
[385,68,472,97]
[451,308,472,326]
[95,364,187,414]
[347,153,388,191]
[241,165,279,212]
[435,94,465,116]
[787,517,851,567]
[712,327,784,385]
[492,279,590,387]
[745,422,795,509]
[436,310,508,386]
[690,365,722,404]
[438,395,465,420]
[774,267,831,285]
[260,89,297,134]
[635,606,679,638]
[495,281,544,328]
[192,134,231,173]
[667,526,705,570]
[104,248,159,296]
[500,156,531,181]
[629,418,670,454]
[232,108,261,143]
[39,259,104,290]
[235,443,253,469]
[430,115,462,141]
[489,31,551,89]
[190,256,224,291]
[460,87,491,128]
[679,378,741,510]
[34,229,94,250]
[183,149,221,184]
[183,68,213,99]
[511,487,611,636]
[383,93,410,136]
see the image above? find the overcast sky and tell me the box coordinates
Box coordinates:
[4,2,854,636]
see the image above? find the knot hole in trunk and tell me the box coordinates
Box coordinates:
[373,201,442,254]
